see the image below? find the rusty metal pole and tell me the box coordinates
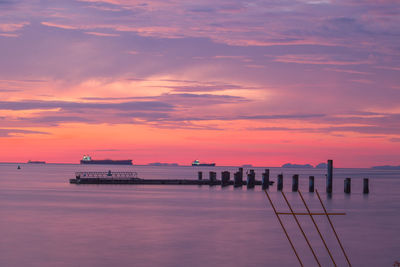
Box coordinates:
[309,176,315,192]
[327,159,333,193]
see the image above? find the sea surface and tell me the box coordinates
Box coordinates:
[0,163,399,267]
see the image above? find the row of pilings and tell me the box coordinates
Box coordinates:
[198,168,273,189]
[198,164,370,194]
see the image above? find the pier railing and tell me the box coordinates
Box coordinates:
[75,171,138,179]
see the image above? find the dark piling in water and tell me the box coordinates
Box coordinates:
[309,176,315,192]
[327,159,333,193]
[262,169,270,189]
[277,174,283,191]
[247,170,255,189]
[234,168,243,187]
[233,172,238,187]
[292,174,299,192]
[344,178,351,194]
[209,171,217,186]
[363,178,369,194]
[239,168,243,181]
[221,171,230,186]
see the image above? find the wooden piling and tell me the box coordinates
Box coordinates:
[262,169,270,189]
[344,178,351,194]
[277,174,283,191]
[198,171,203,180]
[363,178,369,194]
[247,170,255,189]
[309,176,315,192]
[221,171,230,186]
[239,167,243,181]
[292,174,299,192]
[327,159,333,193]
[209,171,217,186]
[234,172,242,187]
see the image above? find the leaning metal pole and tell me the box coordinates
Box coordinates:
[264,190,304,267]
[316,190,351,267]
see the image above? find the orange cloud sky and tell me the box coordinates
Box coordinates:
[0,0,399,167]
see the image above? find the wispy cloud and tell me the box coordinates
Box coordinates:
[23,98,164,108]
[272,54,370,66]
[324,68,371,75]
[85,31,119,37]
[0,33,18,37]
[0,128,48,137]
[0,22,29,32]
[254,126,355,135]
[41,21,78,30]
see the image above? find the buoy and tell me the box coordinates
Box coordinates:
[17,165,21,169]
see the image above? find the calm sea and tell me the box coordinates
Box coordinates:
[1,163,399,267]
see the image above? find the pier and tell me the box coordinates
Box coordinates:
[69,162,370,194]
[70,170,275,187]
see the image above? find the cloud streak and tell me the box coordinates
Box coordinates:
[0,99,174,111]
[0,128,48,137]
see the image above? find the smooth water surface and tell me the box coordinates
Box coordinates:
[1,163,399,266]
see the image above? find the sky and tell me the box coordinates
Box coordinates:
[0,0,400,167]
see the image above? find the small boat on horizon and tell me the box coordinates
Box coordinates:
[80,155,133,165]
[192,159,216,166]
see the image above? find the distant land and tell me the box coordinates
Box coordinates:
[371,165,400,170]
[147,162,179,166]
[315,163,327,169]
[281,163,327,169]
[242,164,253,168]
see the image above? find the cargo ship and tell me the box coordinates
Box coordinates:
[192,159,215,166]
[27,160,46,164]
[80,155,133,165]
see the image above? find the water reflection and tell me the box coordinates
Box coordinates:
[0,163,399,266]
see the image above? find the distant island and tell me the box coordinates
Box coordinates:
[371,165,400,170]
[281,163,313,168]
[315,163,327,169]
[147,162,179,166]
[281,162,327,169]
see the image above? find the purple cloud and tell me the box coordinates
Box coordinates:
[0,128,48,137]
[0,0,399,142]
[0,100,174,111]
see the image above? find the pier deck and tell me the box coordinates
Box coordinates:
[69,171,274,186]
[69,178,271,186]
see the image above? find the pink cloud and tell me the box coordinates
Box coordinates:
[41,21,78,30]
[0,22,29,32]
[0,33,19,37]
[324,68,371,75]
[272,54,371,66]
[85,31,120,37]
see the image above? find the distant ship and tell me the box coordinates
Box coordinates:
[28,160,46,164]
[80,155,133,165]
[192,159,215,166]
